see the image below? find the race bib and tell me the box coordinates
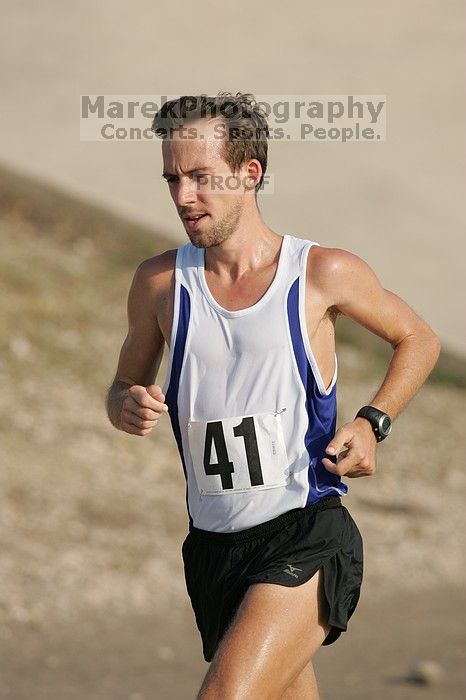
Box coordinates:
[187,410,289,495]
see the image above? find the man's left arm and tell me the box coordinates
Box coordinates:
[313,247,442,479]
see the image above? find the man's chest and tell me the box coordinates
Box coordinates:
[156,267,334,350]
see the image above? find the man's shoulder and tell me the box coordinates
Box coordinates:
[136,247,178,275]
[307,244,367,286]
[131,248,178,298]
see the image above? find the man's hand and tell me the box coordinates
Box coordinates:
[322,418,378,478]
[120,384,169,436]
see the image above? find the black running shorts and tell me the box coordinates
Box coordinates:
[182,495,364,662]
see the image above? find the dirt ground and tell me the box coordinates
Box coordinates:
[1,583,465,699]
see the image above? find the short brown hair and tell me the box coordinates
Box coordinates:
[151,92,270,194]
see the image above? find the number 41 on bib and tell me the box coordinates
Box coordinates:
[187,410,289,495]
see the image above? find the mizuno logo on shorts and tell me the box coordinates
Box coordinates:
[283,563,303,578]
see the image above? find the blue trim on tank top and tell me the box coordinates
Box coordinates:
[165,283,193,527]
[286,277,348,502]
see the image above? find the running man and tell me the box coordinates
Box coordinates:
[106,93,441,699]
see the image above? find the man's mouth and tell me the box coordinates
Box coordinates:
[184,213,207,220]
[184,213,208,230]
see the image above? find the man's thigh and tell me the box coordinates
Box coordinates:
[197,567,331,699]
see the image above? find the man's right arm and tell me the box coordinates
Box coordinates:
[106,253,173,435]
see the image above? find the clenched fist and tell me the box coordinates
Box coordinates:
[120,384,169,436]
[321,417,377,478]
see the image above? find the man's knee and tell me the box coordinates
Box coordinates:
[281,660,320,700]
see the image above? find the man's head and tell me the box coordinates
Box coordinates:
[151,92,270,248]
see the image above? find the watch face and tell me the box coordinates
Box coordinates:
[380,416,392,435]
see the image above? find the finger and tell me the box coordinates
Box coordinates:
[324,427,353,457]
[151,397,169,413]
[322,449,359,476]
[128,386,168,413]
[124,403,161,421]
[321,445,350,473]
[144,385,168,411]
[121,421,154,436]
[322,456,353,476]
[146,384,166,401]
[122,411,160,428]
[321,457,339,474]
[122,410,159,430]
[140,398,168,414]
[146,384,163,395]
[125,400,167,422]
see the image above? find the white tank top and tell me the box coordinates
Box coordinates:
[162,233,348,532]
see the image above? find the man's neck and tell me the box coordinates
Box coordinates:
[204,224,283,280]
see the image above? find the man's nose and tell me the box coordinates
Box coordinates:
[174,177,197,207]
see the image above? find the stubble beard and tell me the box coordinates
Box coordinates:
[187,199,244,249]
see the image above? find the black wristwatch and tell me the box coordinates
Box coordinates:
[355,405,392,442]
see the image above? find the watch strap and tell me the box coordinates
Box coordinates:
[355,405,392,442]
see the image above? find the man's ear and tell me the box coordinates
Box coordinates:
[246,159,262,188]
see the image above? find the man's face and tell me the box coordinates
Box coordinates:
[161,118,252,248]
